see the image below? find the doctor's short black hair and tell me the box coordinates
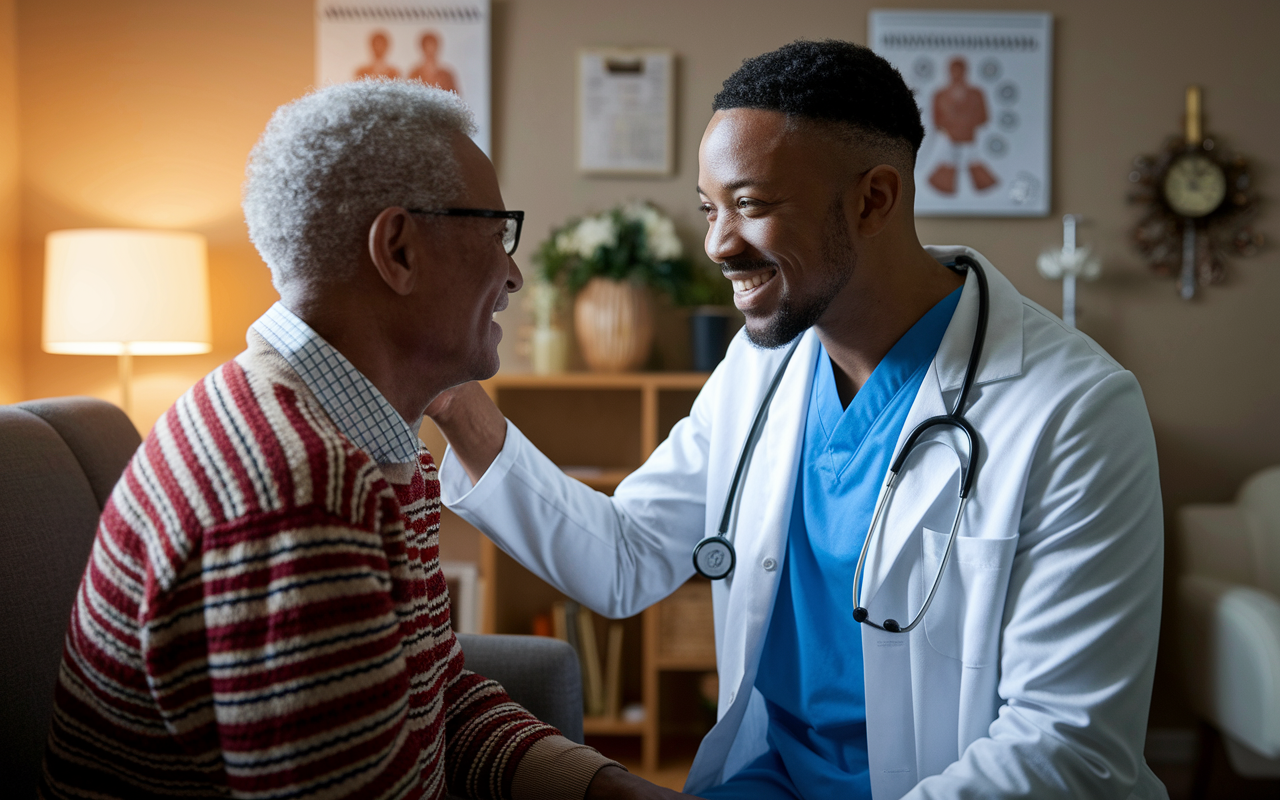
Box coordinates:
[713,39,925,167]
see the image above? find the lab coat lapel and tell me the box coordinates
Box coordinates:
[717,331,818,708]
[928,246,1024,394]
[860,249,1025,607]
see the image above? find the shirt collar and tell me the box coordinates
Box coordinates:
[251,302,421,465]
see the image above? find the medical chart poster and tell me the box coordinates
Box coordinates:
[316,0,491,156]
[869,10,1052,217]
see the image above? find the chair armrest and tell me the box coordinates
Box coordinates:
[456,633,584,744]
[1178,574,1280,757]
[1178,505,1255,584]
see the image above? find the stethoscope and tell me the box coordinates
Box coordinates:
[692,255,990,635]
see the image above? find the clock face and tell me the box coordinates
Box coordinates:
[1163,153,1227,218]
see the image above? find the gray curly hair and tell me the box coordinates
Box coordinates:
[243,80,476,291]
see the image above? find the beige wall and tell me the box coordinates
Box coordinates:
[16,0,305,426]
[0,0,19,403]
[10,0,1280,726]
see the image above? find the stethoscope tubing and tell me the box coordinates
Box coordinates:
[716,341,803,537]
[694,255,990,638]
[852,255,989,632]
[692,340,802,581]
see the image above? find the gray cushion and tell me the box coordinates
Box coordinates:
[0,398,139,799]
[457,633,585,744]
[19,396,141,510]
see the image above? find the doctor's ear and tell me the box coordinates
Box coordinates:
[854,165,904,238]
[368,206,421,296]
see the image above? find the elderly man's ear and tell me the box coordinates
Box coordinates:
[368,206,421,296]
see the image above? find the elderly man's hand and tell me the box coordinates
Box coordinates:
[586,766,700,800]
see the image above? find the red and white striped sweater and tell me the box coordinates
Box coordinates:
[40,334,605,799]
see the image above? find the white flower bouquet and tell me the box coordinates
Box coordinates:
[534,201,694,301]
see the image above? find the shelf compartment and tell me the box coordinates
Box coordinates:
[653,580,717,667]
[477,371,712,772]
[583,716,646,736]
[495,387,642,471]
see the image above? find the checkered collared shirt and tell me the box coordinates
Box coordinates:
[251,302,421,465]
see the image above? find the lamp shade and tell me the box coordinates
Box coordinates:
[43,229,212,356]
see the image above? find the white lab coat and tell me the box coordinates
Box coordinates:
[441,247,1168,800]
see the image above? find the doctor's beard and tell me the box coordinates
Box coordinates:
[736,196,856,350]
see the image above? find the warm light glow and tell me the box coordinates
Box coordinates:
[43,229,212,355]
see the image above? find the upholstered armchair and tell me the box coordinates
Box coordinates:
[1,397,583,799]
[1178,467,1280,794]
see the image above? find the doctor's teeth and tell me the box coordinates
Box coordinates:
[732,274,771,292]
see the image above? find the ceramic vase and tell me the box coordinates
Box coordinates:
[573,277,654,372]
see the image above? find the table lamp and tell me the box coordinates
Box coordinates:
[43,229,212,417]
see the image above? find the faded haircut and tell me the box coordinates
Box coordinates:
[713,40,924,172]
[243,79,476,292]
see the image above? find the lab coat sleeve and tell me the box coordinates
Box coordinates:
[439,370,720,619]
[907,369,1164,800]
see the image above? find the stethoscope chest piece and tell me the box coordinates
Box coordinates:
[696,340,802,582]
[693,535,736,580]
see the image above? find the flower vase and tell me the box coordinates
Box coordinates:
[573,277,654,372]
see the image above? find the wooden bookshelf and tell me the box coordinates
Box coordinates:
[473,371,717,770]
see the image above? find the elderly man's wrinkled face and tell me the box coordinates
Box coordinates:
[698,109,857,348]
[411,134,522,383]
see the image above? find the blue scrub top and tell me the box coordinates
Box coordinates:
[702,287,961,800]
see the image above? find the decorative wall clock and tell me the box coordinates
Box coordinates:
[1128,86,1261,300]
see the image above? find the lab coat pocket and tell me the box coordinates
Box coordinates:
[921,529,1018,666]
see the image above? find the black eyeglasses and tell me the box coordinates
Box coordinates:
[408,208,525,255]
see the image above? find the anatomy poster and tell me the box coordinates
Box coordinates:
[316,1,491,155]
[869,11,1052,216]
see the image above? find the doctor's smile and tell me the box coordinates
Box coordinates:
[721,261,780,310]
[727,268,776,297]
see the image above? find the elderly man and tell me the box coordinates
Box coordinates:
[40,81,675,800]
[430,41,1166,800]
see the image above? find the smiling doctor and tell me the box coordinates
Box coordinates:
[429,40,1167,800]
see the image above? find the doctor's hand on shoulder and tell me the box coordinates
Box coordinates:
[424,380,507,485]
[586,765,699,800]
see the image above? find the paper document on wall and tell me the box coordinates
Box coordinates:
[578,49,674,175]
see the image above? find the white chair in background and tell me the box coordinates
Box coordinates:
[1178,467,1280,796]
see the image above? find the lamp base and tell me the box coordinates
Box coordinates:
[118,350,133,418]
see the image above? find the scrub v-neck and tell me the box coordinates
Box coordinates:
[746,286,962,800]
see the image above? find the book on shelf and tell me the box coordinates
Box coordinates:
[549,600,616,718]
[550,600,597,715]
[550,599,570,650]
[603,621,624,720]
[576,604,605,717]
